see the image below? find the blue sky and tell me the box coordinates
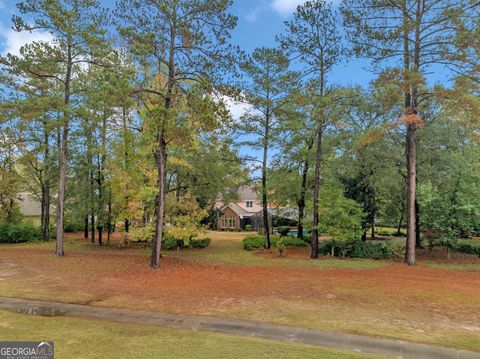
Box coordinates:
[0,0,373,89]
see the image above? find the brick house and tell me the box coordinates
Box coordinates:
[215,185,270,231]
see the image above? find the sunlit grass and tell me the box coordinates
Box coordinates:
[0,310,383,359]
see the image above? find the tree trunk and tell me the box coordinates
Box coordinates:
[98,225,103,246]
[415,200,421,248]
[311,125,323,259]
[397,203,404,235]
[405,123,417,265]
[107,192,112,246]
[42,118,50,242]
[55,123,68,256]
[42,180,50,241]
[124,219,129,247]
[362,231,367,241]
[262,127,270,249]
[150,133,167,269]
[84,216,89,240]
[371,224,375,240]
[297,140,312,240]
[55,41,72,256]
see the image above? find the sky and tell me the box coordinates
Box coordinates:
[0,0,373,89]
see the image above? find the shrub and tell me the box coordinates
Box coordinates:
[130,224,155,242]
[242,234,301,250]
[277,226,291,237]
[452,239,480,257]
[242,235,265,250]
[244,224,253,231]
[64,220,84,233]
[190,237,211,249]
[162,238,179,250]
[276,237,308,248]
[0,222,41,243]
[347,240,394,259]
[319,239,393,260]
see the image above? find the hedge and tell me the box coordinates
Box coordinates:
[242,234,307,250]
[0,222,41,243]
[319,239,394,260]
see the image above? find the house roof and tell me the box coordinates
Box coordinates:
[235,185,259,201]
[221,202,251,217]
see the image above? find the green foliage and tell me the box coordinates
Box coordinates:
[130,224,155,243]
[0,222,40,243]
[277,226,291,237]
[64,217,84,233]
[245,224,253,231]
[242,235,279,250]
[161,237,179,250]
[319,239,394,260]
[454,240,480,256]
[275,237,308,248]
[314,180,364,240]
[189,237,211,249]
[418,146,480,239]
[242,234,306,250]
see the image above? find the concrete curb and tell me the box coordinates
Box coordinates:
[0,296,478,359]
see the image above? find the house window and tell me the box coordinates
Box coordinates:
[246,201,253,208]
[221,216,236,229]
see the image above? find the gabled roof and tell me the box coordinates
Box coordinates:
[235,185,259,201]
[221,202,250,217]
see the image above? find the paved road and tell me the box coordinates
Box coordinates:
[0,296,478,359]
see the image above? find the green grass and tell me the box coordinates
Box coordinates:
[171,236,387,269]
[0,311,383,359]
[421,261,480,271]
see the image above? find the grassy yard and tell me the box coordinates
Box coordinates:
[0,310,382,359]
[0,231,479,352]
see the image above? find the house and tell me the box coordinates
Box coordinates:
[214,185,267,231]
[215,185,299,232]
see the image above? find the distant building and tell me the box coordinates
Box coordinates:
[214,185,296,231]
[17,192,42,217]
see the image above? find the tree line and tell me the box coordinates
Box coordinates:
[0,0,478,268]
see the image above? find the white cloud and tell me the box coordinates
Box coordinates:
[222,95,254,123]
[0,24,53,56]
[270,0,308,15]
[270,0,339,16]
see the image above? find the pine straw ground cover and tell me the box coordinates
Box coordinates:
[0,231,479,352]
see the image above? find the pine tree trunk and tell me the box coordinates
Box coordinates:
[55,41,72,256]
[405,123,417,265]
[297,141,312,240]
[55,123,68,256]
[262,125,270,249]
[84,216,89,240]
[311,124,323,259]
[42,180,50,241]
[150,133,167,269]
[415,200,421,248]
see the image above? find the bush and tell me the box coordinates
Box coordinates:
[162,237,179,250]
[277,226,291,237]
[130,224,155,242]
[319,239,394,260]
[64,221,84,233]
[0,222,41,243]
[244,224,253,231]
[452,239,480,256]
[275,237,308,248]
[242,234,305,250]
[189,237,211,249]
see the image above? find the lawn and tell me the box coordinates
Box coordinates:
[0,231,479,352]
[0,310,382,359]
